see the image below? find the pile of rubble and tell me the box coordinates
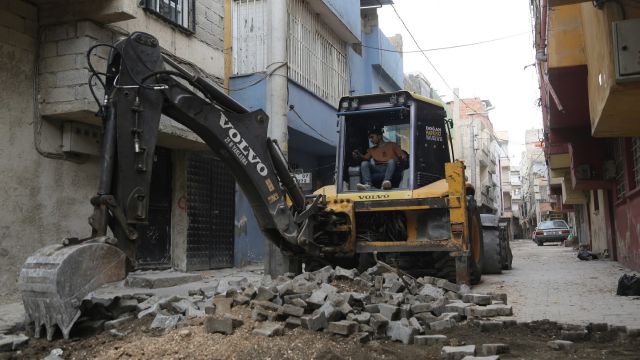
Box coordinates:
[87,264,513,347]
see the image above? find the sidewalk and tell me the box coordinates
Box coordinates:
[475,240,640,329]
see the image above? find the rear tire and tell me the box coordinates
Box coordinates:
[467,198,483,285]
[482,228,502,274]
[536,239,543,246]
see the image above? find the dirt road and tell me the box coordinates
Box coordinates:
[475,240,640,329]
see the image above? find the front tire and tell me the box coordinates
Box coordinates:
[467,198,483,284]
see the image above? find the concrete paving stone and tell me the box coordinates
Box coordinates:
[439,312,462,323]
[436,279,461,293]
[125,271,202,289]
[137,303,160,319]
[386,320,418,344]
[478,320,503,332]
[419,284,446,298]
[104,315,133,330]
[0,334,29,352]
[289,298,308,308]
[213,297,233,315]
[136,296,159,311]
[388,280,405,293]
[227,277,249,291]
[461,356,499,360]
[445,292,461,300]
[441,345,476,360]
[465,306,498,318]
[445,302,473,315]
[351,312,371,324]
[233,294,251,306]
[458,284,472,296]
[357,332,372,344]
[374,276,384,289]
[430,297,448,317]
[560,329,589,342]
[429,319,455,331]
[171,299,197,314]
[311,266,335,283]
[547,340,576,352]
[414,312,439,325]
[411,302,433,314]
[486,304,512,316]
[301,310,328,331]
[414,334,447,346]
[328,320,359,336]
[306,289,328,308]
[292,279,317,294]
[486,293,507,304]
[251,308,271,322]
[282,304,305,317]
[255,286,277,301]
[359,324,374,333]
[317,301,340,321]
[204,317,234,335]
[409,317,424,333]
[223,314,244,329]
[334,266,357,280]
[251,300,282,312]
[382,272,400,286]
[252,321,284,337]
[377,304,401,321]
[243,286,257,299]
[462,294,492,306]
[276,280,292,295]
[204,305,216,315]
[185,306,205,318]
[480,343,509,355]
[285,316,301,328]
[150,314,181,330]
[369,313,389,335]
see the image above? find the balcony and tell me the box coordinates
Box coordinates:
[30,0,136,25]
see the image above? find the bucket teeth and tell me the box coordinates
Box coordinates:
[18,243,126,340]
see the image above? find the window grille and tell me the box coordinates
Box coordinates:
[614,139,625,199]
[143,0,194,31]
[633,137,640,188]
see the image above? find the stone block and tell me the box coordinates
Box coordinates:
[487,293,507,304]
[104,315,133,330]
[251,300,282,312]
[350,312,371,324]
[560,329,589,342]
[414,334,447,346]
[285,316,301,329]
[204,317,234,335]
[429,319,454,331]
[462,294,492,306]
[419,284,445,298]
[409,317,424,333]
[486,304,512,316]
[414,312,439,325]
[301,311,327,331]
[465,306,498,318]
[252,321,284,337]
[377,304,401,321]
[282,304,305,317]
[311,266,335,283]
[547,340,575,352]
[290,298,308,308]
[445,302,473,316]
[411,302,433,314]
[255,286,277,301]
[386,320,418,344]
[328,320,359,336]
[478,320,503,333]
[587,322,609,333]
[436,279,461,293]
[334,266,357,280]
[233,295,250,306]
[460,356,499,360]
[0,334,29,352]
[369,313,389,335]
[357,332,371,344]
[480,343,509,355]
[150,314,181,330]
[307,289,328,308]
[441,345,476,360]
[213,298,233,315]
[137,303,159,319]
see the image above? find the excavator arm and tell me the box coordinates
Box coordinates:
[19,32,324,340]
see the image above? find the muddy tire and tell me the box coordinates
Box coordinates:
[467,198,483,285]
[482,228,502,274]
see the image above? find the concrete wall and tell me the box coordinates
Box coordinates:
[322,0,361,42]
[588,189,609,255]
[0,1,101,304]
[614,192,640,271]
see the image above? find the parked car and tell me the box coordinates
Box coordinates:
[533,220,571,246]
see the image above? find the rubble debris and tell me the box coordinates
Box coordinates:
[414,334,447,346]
[0,334,29,352]
[203,317,235,335]
[480,343,509,356]
[43,348,64,360]
[328,320,359,336]
[150,314,182,330]
[441,345,476,360]
[125,271,203,289]
[547,339,576,352]
[252,321,285,337]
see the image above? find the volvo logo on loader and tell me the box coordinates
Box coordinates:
[219,114,268,176]
[357,194,391,200]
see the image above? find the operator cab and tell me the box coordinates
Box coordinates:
[336,91,451,193]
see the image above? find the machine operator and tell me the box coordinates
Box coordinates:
[352,128,407,191]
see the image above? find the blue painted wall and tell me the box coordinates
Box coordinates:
[323,0,361,42]
[228,74,338,266]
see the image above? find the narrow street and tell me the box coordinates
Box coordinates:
[476,240,640,329]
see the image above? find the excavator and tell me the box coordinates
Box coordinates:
[18,32,484,340]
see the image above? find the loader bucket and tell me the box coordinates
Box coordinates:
[18,242,127,340]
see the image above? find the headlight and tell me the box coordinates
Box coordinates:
[389,94,397,104]
[350,98,359,110]
[397,93,407,105]
[341,99,349,110]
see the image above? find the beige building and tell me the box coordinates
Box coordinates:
[0,0,232,304]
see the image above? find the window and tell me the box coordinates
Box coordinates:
[142,0,194,31]
[632,137,640,188]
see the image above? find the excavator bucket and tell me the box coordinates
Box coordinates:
[18,242,127,340]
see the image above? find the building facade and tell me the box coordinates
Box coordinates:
[533,0,640,270]
[448,96,500,214]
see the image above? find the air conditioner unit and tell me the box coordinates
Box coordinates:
[613,19,640,83]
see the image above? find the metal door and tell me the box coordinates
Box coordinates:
[136,147,172,267]
[186,153,235,270]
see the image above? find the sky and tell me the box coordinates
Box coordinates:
[377,0,543,165]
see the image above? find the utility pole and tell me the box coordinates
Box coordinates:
[265,0,298,276]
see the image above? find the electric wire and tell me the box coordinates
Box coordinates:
[361,32,529,54]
